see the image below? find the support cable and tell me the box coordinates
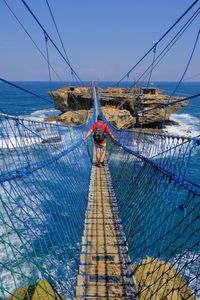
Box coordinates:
[44,33,52,89]
[115,0,199,87]
[185,72,200,80]
[162,28,200,128]
[0,78,53,104]
[117,8,200,109]
[129,6,200,90]
[3,0,62,81]
[45,0,70,64]
[20,0,83,85]
[147,46,156,88]
[45,0,78,84]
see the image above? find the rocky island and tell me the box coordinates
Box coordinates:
[47,86,188,130]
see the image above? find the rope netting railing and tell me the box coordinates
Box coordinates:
[0,112,95,299]
[110,127,199,193]
[106,140,200,298]
[97,91,200,190]
[94,86,200,298]
[0,113,92,178]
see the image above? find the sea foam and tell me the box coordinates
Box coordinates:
[165,113,200,138]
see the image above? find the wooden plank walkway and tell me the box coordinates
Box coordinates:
[75,164,135,299]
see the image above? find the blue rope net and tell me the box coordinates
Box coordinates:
[109,127,199,193]
[107,140,200,298]
[97,91,200,192]
[0,91,200,299]
[101,128,199,297]
[0,113,94,299]
[97,90,200,298]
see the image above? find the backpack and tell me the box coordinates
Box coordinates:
[93,123,106,143]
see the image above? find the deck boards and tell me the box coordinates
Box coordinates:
[75,165,135,299]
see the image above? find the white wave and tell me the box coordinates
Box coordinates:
[171,252,200,298]
[26,108,61,121]
[0,136,42,149]
[165,113,200,138]
[0,112,68,149]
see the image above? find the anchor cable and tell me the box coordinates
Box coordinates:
[115,0,199,86]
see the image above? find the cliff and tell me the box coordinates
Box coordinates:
[48,87,188,129]
[132,257,194,299]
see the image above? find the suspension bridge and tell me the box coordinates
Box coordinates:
[75,91,135,299]
[0,86,199,300]
[1,0,200,299]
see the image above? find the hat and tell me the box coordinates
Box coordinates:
[97,115,103,121]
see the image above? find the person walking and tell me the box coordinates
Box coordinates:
[82,115,116,167]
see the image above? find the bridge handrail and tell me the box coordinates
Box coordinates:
[0,109,95,129]
[116,141,200,196]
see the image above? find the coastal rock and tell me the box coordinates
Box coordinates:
[45,110,92,125]
[102,106,134,129]
[7,279,64,300]
[132,256,194,299]
[48,87,92,112]
[48,87,188,129]
[45,106,134,129]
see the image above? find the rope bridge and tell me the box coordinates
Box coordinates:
[0,88,200,299]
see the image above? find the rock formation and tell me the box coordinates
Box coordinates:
[45,109,92,125]
[7,279,64,300]
[132,256,194,299]
[48,86,188,129]
[102,106,134,129]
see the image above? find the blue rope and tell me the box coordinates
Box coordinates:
[45,0,70,65]
[147,46,157,88]
[115,0,200,86]
[20,0,83,85]
[44,33,52,89]
[3,0,62,81]
[129,6,200,91]
[0,78,53,103]
[162,28,200,128]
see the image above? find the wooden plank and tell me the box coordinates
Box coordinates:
[75,165,135,299]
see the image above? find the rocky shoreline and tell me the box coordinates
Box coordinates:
[46,86,188,130]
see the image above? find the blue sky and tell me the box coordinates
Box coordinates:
[1,0,200,81]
